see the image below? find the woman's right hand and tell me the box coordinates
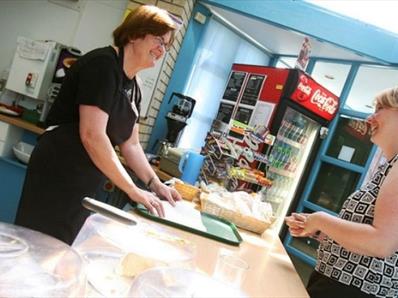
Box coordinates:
[285,212,324,239]
[129,188,165,218]
[285,213,309,237]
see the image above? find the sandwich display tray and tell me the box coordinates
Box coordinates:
[134,205,242,246]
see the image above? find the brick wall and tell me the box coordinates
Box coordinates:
[126,0,195,149]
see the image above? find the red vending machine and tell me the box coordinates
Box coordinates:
[215,64,339,232]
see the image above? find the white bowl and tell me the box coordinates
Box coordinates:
[13,142,34,164]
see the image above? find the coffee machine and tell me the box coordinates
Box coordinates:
[165,92,196,146]
[158,92,196,177]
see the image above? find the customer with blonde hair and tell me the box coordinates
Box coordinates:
[286,87,398,297]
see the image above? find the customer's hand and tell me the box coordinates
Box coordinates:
[285,213,320,237]
[285,212,322,237]
[131,188,165,217]
[150,180,182,206]
[285,213,307,237]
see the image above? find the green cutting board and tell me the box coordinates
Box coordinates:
[134,205,242,246]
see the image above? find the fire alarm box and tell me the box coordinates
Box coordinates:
[6,37,63,101]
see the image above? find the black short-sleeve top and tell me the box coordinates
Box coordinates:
[46,46,141,146]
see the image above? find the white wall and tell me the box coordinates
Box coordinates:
[0,0,128,74]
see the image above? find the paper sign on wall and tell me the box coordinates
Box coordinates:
[137,54,167,117]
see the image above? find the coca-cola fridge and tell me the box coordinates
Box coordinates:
[215,64,339,233]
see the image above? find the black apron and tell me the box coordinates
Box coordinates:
[15,48,128,245]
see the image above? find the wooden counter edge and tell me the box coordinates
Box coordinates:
[0,114,45,135]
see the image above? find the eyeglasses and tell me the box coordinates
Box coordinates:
[167,12,183,27]
[154,36,171,51]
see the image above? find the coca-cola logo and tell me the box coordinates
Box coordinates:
[290,72,339,121]
[310,89,338,115]
[296,75,312,98]
[299,74,308,84]
[348,119,368,136]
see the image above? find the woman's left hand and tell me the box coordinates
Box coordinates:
[150,179,182,206]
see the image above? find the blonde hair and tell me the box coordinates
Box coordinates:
[375,87,398,109]
[113,5,180,48]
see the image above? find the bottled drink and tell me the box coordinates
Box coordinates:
[284,147,293,171]
[281,177,290,198]
[288,156,298,172]
[296,118,307,143]
[271,174,281,200]
[278,143,288,168]
[279,120,287,137]
[299,132,308,144]
[293,124,303,142]
[294,127,304,142]
[270,147,279,168]
[286,121,298,140]
[281,143,290,169]
[284,121,293,139]
[272,144,281,168]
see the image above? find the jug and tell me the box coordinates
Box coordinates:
[178,151,205,185]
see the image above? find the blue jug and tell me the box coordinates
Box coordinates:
[178,151,205,185]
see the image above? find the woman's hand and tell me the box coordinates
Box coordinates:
[285,213,307,237]
[285,212,321,237]
[130,188,165,217]
[150,179,182,206]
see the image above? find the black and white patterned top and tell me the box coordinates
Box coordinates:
[315,154,398,298]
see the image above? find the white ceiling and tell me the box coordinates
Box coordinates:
[306,0,398,35]
[201,3,398,115]
[205,4,377,63]
[203,3,398,114]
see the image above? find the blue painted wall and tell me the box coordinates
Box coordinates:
[147,4,212,153]
[200,0,398,64]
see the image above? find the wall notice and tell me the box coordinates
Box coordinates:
[137,54,166,117]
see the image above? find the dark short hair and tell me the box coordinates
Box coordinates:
[113,5,181,48]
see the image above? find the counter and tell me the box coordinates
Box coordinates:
[0,114,44,135]
[0,115,308,297]
[132,210,309,298]
[0,114,173,179]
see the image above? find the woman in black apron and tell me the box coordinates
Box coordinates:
[15,5,182,245]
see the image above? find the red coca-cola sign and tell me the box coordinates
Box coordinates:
[289,73,339,121]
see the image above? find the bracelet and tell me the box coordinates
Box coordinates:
[310,230,322,241]
[146,176,156,189]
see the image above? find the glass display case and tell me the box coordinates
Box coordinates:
[307,163,361,213]
[266,107,320,219]
[326,116,373,167]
